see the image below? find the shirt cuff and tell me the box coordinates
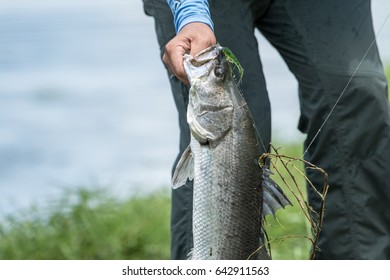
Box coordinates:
[177,14,214,33]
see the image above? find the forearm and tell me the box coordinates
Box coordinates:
[167,0,214,32]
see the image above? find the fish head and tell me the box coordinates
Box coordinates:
[184,44,236,145]
[184,44,229,85]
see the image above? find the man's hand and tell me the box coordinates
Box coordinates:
[163,22,217,84]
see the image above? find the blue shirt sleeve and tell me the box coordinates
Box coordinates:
[167,0,214,33]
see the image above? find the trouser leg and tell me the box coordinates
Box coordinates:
[143,0,272,259]
[257,0,390,259]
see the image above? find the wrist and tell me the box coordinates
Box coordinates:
[168,0,214,33]
[177,15,214,33]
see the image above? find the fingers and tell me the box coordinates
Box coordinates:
[163,22,217,85]
[185,26,216,56]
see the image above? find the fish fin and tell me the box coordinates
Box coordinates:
[172,145,194,189]
[261,168,292,219]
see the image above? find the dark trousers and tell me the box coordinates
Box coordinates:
[143,0,390,259]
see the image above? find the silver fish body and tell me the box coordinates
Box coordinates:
[172,45,290,260]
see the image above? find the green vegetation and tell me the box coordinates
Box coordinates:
[0,189,170,260]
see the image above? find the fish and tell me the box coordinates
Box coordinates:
[172,44,291,260]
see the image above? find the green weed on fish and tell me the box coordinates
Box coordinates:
[222,47,244,83]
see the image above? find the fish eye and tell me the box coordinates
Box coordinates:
[214,66,224,78]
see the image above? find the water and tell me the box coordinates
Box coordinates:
[0,0,389,214]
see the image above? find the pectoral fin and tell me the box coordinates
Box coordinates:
[261,168,292,219]
[172,145,194,189]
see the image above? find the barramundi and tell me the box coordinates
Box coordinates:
[172,44,291,260]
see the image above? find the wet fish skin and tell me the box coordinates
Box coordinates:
[173,45,290,260]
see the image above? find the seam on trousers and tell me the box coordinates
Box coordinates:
[332,104,357,258]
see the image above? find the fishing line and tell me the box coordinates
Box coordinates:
[302,12,390,158]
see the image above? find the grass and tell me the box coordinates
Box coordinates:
[0,189,171,260]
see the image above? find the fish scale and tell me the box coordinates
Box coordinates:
[210,102,262,259]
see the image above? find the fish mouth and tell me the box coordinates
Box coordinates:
[184,44,224,83]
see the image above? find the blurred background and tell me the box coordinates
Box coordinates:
[0,0,389,259]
